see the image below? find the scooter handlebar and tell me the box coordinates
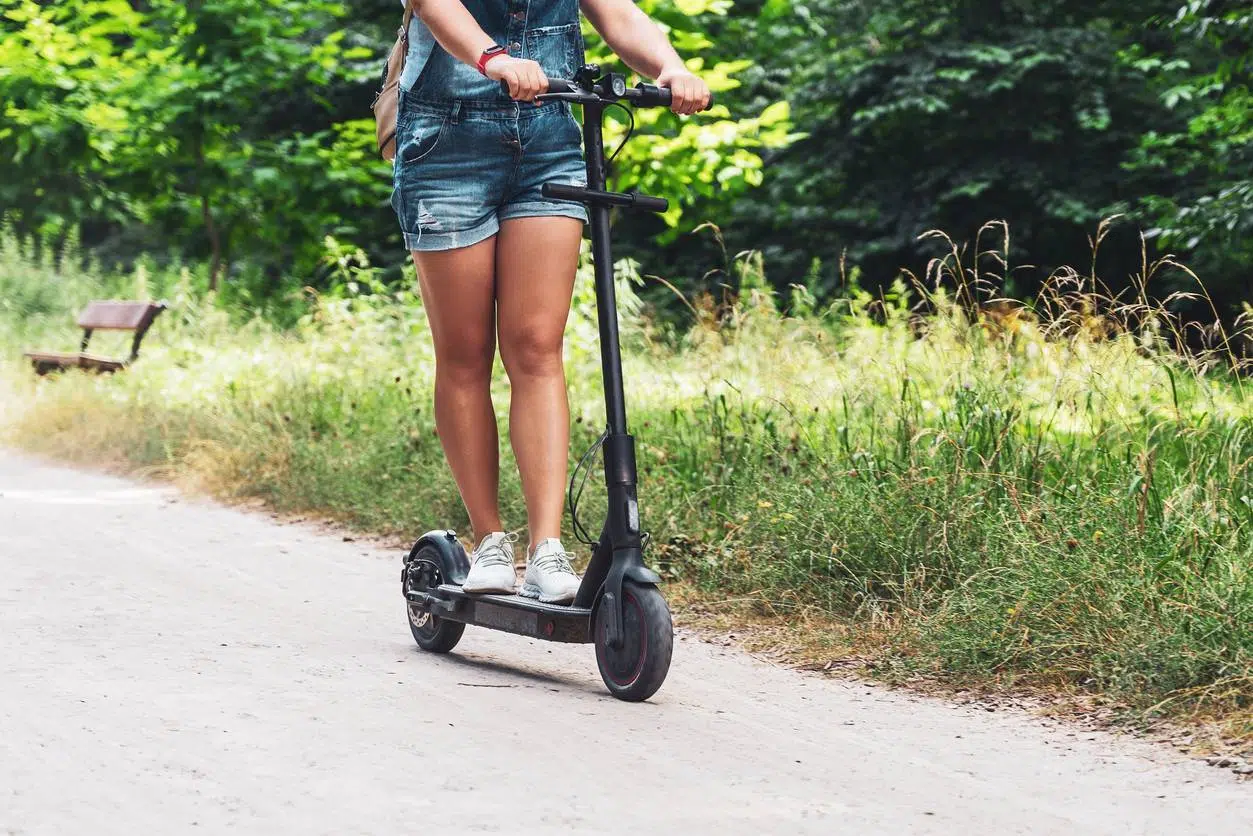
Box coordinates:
[541,183,669,214]
[497,77,713,110]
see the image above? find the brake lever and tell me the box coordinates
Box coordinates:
[535,92,592,104]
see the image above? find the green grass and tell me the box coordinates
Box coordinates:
[2,225,1250,734]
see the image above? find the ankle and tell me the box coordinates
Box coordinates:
[528,536,562,555]
[471,522,506,544]
[471,526,506,546]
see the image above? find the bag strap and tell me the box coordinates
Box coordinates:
[392,1,417,81]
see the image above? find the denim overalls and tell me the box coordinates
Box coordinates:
[391,0,589,251]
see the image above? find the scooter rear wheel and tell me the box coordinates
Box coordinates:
[406,550,465,653]
[594,581,672,702]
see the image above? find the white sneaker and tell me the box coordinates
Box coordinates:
[462,531,518,595]
[520,538,581,604]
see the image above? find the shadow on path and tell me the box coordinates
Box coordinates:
[414,645,603,694]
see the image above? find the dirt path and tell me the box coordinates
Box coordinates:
[0,450,1247,835]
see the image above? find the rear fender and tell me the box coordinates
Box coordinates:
[404,529,470,586]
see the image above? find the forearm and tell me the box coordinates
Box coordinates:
[581,0,685,80]
[412,0,495,69]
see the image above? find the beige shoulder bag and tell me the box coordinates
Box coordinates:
[372,2,417,162]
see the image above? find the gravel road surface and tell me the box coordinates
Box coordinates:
[1,451,1248,835]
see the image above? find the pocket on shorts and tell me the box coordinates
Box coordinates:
[396,108,449,165]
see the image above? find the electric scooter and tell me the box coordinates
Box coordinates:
[401,65,710,702]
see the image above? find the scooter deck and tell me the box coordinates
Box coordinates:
[420,584,594,644]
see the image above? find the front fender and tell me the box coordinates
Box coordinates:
[586,564,663,641]
[625,565,661,585]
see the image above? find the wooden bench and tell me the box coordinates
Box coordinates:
[24,300,167,376]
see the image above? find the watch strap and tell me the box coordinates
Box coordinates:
[476,45,508,76]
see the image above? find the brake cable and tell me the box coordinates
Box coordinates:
[568,429,608,547]
[606,102,635,165]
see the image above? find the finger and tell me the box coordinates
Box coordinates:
[505,68,521,100]
[536,67,550,103]
[688,82,705,114]
[669,81,686,114]
[675,80,695,115]
[529,65,544,102]
[525,63,543,102]
[688,81,705,115]
[682,80,699,115]
[682,82,699,115]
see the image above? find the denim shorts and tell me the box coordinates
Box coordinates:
[390,92,589,252]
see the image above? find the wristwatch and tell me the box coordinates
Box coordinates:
[476,44,508,76]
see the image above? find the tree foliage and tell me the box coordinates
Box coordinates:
[0,0,1248,318]
[0,0,779,291]
[631,0,1246,324]
[1130,1,1251,308]
[698,2,1175,291]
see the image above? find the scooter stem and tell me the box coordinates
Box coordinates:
[581,103,629,437]
[570,99,659,625]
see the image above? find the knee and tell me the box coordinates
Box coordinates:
[436,341,494,387]
[500,325,564,379]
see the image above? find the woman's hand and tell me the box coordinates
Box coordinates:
[487,56,549,104]
[655,66,711,115]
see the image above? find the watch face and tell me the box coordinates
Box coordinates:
[611,76,627,97]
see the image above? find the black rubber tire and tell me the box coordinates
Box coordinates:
[594,581,673,702]
[406,550,465,654]
[408,602,465,653]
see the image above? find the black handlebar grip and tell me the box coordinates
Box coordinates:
[659,86,716,111]
[633,195,669,213]
[632,83,715,112]
[547,78,580,94]
[541,183,586,202]
[631,83,671,108]
[500,77,581,97]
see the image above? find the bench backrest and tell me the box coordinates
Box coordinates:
[75,300,167,361]
[77,301,164,331]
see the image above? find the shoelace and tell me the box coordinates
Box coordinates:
[474,533,518,567]
[532,548,576,577]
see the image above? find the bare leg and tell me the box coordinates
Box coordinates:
[494,216,583,550]
[412,238,503,542]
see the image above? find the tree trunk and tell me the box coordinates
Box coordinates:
[193,134,222,291]
[201,191,222,292]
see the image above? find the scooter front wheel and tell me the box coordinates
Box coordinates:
[594,581,673,702]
